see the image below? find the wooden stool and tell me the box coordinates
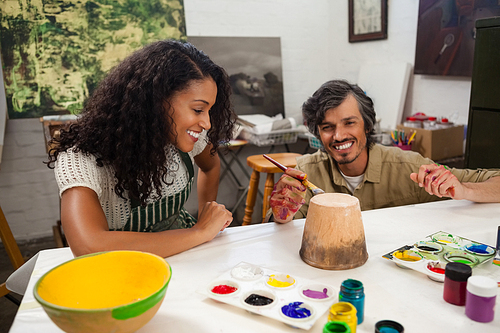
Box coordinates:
[243,153,302,225]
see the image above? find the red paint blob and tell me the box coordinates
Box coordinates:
[211,284,237,294]
[427,264,445,274]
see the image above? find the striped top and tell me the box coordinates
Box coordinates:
[54,132,207,230]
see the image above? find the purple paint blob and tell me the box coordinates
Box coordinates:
[302,288,329,299]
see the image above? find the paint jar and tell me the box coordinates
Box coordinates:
[375,320,404,333]
[436,117,454,129]
[465,276,497,323]
[339,279,365,324]
[403,116,422,128]
[423,116,437,130]
[328,302,357,333]
[323,320,351,333]
[443,262,472,306]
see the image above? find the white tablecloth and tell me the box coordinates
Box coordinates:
[9,200,500,332]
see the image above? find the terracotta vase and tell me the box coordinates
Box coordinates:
[299,193,368,270]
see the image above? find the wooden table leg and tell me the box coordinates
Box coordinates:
[262,173,275,221]
[243,170,260,226]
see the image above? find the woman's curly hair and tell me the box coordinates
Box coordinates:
[46,40,236,205]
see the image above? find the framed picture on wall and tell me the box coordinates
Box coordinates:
[348,0,388,43]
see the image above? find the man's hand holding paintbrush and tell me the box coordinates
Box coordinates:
[264,154,325,224]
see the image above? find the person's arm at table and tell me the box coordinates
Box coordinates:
[194,144,230,228]
[410,164,500,202]
[60,186,232,258]
[269,168,307,223]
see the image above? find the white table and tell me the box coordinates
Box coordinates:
[9,200,500,332]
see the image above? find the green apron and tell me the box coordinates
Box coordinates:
[117,151,197,232]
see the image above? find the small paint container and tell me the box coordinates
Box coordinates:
[338,279,365,325]
[266,273,295,289]
[328,302,357,333]
[414,241,442,254]
[323,321,351,333]
[443,250,479,267]
[432,232,456,245]
[465,275,497,323]
[375,320,404,333]
[425,261,446,282]
[391,250,423,268]
[301,283,335,302]
[280,301,315,323]
[443,262,471,306]
[208,280,240,298]
[241,289,276,310]
[464,243,495,256]
[231,263,263,281]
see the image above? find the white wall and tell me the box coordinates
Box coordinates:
[1,0,474,241]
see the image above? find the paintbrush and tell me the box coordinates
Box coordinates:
[493,226,500,267]
[263,154,325,196]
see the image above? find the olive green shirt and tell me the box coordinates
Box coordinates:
[295,144,500,217]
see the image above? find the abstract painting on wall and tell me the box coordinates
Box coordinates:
[414,0,500,76]
[188,36,285,118]
[0,0,186,119]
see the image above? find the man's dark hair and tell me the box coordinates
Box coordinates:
[302,79,377,149]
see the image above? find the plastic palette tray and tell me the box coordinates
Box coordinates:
[382,231,496,282]
[198,262,337,330]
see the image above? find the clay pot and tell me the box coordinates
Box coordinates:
[299,193,368,270]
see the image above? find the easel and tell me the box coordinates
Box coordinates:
[0,204,24,305]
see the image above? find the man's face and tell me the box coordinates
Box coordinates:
[318,94,368,170]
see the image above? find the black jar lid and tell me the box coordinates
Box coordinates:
[375,320,404,333]
[445,262,472,281]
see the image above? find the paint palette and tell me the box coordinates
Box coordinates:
[382,231,496,282]
[198,262,337,330]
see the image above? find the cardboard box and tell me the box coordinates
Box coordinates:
[396,125,465,161]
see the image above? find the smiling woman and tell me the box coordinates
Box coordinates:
[45,40,237,259]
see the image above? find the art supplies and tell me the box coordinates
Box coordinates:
[338,279,365,325]
[327,302,357,333]
[443,262,471,305]
[263,154,325,196]
[198,262,337,330]
[493,226,500,267]
[390,129,416,150]
[465,276,497,323]
[382,231,497,282]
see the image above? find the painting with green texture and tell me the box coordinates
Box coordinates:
[0,0,186,119]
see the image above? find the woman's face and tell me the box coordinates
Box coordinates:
[167,78,217,152]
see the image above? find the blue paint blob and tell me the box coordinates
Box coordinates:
[467,244,490,254]
[379,327,399,333]
[281,301,311,319]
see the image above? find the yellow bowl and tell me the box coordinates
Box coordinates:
[34,251,171,333]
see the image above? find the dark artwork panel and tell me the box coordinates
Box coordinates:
[188,36,285,118]
[414,0,500,77]
[0,0,186,119]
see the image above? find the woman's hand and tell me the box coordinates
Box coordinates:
[194,201,233,239]
[269,168,306,223]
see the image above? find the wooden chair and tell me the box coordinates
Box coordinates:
[242,153,302,225]
[0,204,25,305]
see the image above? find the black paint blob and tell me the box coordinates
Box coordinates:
[244,293,274,306]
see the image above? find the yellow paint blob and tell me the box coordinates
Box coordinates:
[267,274,295,288]
[393,250,423,262]
[37,251,170,309]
